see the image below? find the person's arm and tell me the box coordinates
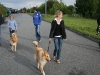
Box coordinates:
[49,20,55,39]
[14,20,18,30]
[38,12,42,24]
[62,20,67,40]
[7,20,11,28]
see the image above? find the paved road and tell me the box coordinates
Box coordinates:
[0,13,100,75]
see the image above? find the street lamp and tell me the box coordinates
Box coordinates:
[26,6,27,13]
[45,0,47,17]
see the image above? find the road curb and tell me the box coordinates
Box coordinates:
[43,20,99,43]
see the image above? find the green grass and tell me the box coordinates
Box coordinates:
[28,13,100,40]
[28,13,33,16]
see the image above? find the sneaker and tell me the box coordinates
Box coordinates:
[53,56,56,61]
[38,40,41,43]
[57,60,60,64]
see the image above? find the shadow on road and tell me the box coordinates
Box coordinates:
[0,38,42,75]
[68,67,87,75]
[13,53,41,74]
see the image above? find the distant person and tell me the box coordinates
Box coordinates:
[97,14,100,48]
[7,14,18,37]
[0,13,2,46]
[49,10,67,64]
[33,7,42,42]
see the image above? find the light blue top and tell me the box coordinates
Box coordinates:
[7,19,18,30]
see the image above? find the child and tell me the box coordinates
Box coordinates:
[7,15,18,37]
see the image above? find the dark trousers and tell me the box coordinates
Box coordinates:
[9,29,15,37]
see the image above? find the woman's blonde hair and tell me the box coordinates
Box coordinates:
[54,10,63,18]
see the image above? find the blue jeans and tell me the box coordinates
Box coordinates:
[34,25,41,41]
[53,37,63,60]
[0,25,1,44]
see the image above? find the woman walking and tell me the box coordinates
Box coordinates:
[49,10,67,64]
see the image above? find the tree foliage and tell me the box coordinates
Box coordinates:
[66,5,74,16]
[97,0,100,15]
[38,0,74,15]
[75,0,99,18]
[0,4,6,19]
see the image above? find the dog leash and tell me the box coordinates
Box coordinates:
[48,41,51,51]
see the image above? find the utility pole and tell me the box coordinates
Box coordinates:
[26,6,27,13]
[30,4,31,13]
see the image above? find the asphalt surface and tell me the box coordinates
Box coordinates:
[0,13,100,75]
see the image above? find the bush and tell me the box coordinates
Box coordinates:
[0,4,6,20]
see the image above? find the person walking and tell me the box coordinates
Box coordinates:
[97,14,100,48]
[7,14,18,37]
[49,10,67,64]
[0,13,2,46]
[33,7,42,42]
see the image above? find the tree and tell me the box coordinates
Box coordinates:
[59,0,67,14]
[75,0,99,18]
[38,0,75,15]
[0,4,6,20]
[38,4,45,14]
[67,5,74,16]
[47,0,56,14]
[97,0,100,15]
[50,2,60,14]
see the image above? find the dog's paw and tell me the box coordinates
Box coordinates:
[11,48,14,52]
[43,71,45,75]
[14,49,16,52]
[37,65,39,69]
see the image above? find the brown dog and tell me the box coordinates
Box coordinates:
[33,41,51,75]
[10,33,18,52]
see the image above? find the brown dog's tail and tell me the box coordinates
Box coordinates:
[33,41,38,47]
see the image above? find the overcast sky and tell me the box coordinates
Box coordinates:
[0,0,76,9]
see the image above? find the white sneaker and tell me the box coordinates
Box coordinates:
[38,40,41,43]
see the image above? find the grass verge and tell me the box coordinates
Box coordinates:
[28,13,100,40]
